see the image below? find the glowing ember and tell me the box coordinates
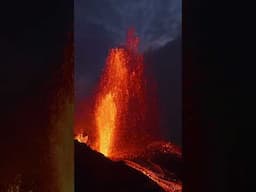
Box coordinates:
[75,133,88,144]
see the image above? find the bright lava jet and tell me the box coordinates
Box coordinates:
[94,28,146,157]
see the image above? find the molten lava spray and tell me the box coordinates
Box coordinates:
[95,29,149,157]
[95,93,117,155]
[75,28,159,158]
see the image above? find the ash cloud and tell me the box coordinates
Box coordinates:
[75,0,181,51]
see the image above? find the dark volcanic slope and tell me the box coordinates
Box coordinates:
[75,140,164,192]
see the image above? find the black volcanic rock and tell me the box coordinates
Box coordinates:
[75,140,164,192]
[146,142,183,181]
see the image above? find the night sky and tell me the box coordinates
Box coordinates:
[75,0,182,145]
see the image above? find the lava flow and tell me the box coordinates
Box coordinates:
[124,160,182,192]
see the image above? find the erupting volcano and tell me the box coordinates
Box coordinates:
[75,29,182,192]
[75,28,159,158]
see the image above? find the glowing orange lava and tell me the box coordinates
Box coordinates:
[95,93,117,155]
[94,47,130,156]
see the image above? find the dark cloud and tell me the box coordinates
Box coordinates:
[75,0,181,50]
[75,0,182,99]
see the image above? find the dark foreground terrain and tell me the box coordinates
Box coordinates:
[75,140,164,192]
[75,140,182,192]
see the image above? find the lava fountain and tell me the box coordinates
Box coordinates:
[95,92,117,156]
[75,28,159,158]
[94,30,139,157]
